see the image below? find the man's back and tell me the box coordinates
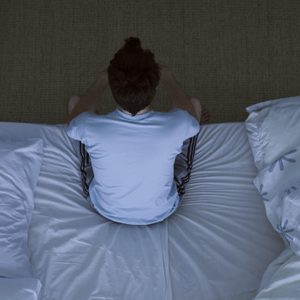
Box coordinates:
[66,107,200,225]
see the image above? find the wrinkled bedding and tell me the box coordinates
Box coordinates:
[0,121,284,300]
[254,246,300,299]
[253,143,300,252]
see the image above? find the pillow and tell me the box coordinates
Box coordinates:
[246,95,300,113]
[0,277,42,300]
[0,138,44,279]
[244,96,300,171]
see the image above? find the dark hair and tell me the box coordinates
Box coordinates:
[107,37,161,116]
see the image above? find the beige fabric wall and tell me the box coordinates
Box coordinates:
[0,0,299,125]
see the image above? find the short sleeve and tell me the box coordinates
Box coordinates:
[66,112,91,143]
[182,111,201,141]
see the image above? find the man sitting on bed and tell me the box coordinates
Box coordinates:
[66,36,204,225]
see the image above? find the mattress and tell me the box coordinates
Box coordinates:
[0,121,285,300]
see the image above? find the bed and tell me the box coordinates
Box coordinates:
[0,115,288,300]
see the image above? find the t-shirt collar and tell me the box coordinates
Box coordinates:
[115,107,154,119]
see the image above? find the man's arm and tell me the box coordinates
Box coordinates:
[160,65,201,122]
[66,70,109,124]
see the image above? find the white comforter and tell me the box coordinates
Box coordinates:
[253,143,300,253]
[0,121,284,300]
[253,142,300,299]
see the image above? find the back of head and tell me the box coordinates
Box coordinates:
[107,37,161,117]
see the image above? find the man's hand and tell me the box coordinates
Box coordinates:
[190,98,202,123]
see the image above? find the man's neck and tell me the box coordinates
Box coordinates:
[117,105,150,115]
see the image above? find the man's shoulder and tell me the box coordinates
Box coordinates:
[169,107,186,114]
[73,111,97,122]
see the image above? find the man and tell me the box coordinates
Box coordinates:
[66,37,206,225]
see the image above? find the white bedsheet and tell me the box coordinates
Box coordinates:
[254,246,300,299]
[0,121,285,300]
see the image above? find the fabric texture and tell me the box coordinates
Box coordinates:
[0,121,285,300]
[245,95,300,113]
[244,96,300,171]
[253,142,300,252]
[0,278,42,300]
[254,247,300,299]
[67,108,200,225]
[2,2,300,125]
[245,96,300,256]
[0,138,44,279]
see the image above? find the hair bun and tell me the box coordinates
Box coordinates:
[124,37,141,49]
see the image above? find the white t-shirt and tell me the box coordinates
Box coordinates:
[66,107,200,225]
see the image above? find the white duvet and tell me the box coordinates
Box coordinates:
[0,121,285,300]
[252,141,300,300]
[253,143,300,251]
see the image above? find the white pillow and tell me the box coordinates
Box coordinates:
[246,95,300,113]
[0,138,44,279]
[0,277,42,300]
[245,96,300,171]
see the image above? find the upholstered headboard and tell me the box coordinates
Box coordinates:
[1,0,299,124]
